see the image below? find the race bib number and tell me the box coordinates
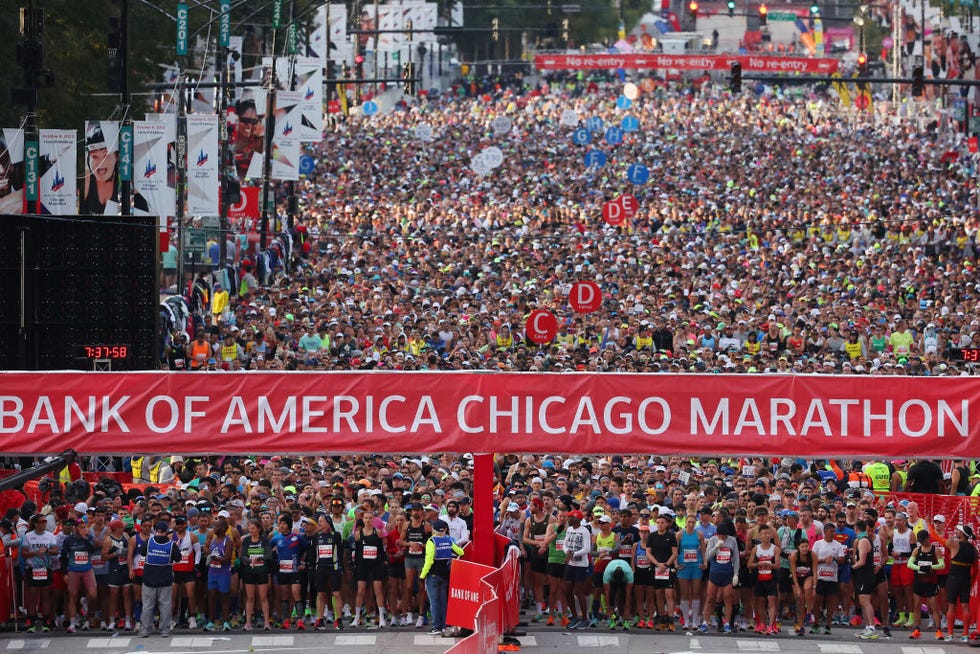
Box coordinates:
[796,566,810,578]
[134,555,145,570]
[250,555,263,568]
[654,568,671,580]
[759,569,772,580]
[91,554,103,567]
[619,547,633,558]
[408,542,424,554]
[555,540,564,552]
[683,549,699,563]
[279,559,295,573]
[73,551,89,566]
[873,551,881,565]
[363,546,378,560]
[636,557,650,569]
[818,567,835,579]
[318,544,334,559]
[716,548,732,564]
[180,550,192,565]
[742,465,756,478]
[32,568,48,581]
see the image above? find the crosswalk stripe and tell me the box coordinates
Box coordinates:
[250,635,294,647]
[690,637,702,649]
[85,637,131,648]
[902,648,946,654]
[736,639,780,651]
[334,635,377,645]
[818,645,863,653]
[520,636,537,646]
[170,637,221,647]
[576,636,620,647]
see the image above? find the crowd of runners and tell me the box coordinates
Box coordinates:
[2,453,978,642]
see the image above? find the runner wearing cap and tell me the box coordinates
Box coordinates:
[398,502,431,628]
[562,510,591,630]
[907,529,944,640]
[103,518,133,631]
[944,524,976,642]
[203,514,234,631]
[171,514,199,629]
[240,518,272,631]
[61,520,100,633]
[270,515,307,629]
[21,514,57,632]
[313,513,343,631]
[522,497,554,623]
[811,523,845,635]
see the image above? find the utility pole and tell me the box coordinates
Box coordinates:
[175,1,189,290]
[15,0,51,216]
[118,0,132,216]
[285,0,297,234]
[260,0,281,251]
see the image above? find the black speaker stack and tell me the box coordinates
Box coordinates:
[0,215,158,371]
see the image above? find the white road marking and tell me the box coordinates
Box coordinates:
[86,638,131,648]
[334,635,377,645]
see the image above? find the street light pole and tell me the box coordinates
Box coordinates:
[259,15,279,250]
[120,0,132,216]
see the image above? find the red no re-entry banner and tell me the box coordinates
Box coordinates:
[0,372,977,457]
[534,53,840,74]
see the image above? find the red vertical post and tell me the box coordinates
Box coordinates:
[470,453,495,567]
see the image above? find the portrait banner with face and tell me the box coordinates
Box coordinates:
[134,116,177,218]
[272,91,302,181]
[39,129,78,216]
[233,93,265,183]
[0,128,25,214]
[186,114,219,216]
[81,120,120,215]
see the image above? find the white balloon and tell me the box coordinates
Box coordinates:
[623,82,639,101]
[491,115,512,135]
[415,123,434,142]
[482,146,504,168]
[560,108,579,127]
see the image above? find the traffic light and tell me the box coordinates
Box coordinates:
[561,18,569,42]
[688,1,699,18]
[809,3,819,14]
[857,52,867,75]
[730,62,742,93]
[491,17,499,42]
[759,3,767,25]
[912,64,924,97]
[728,0,736,17]
[402,62,417,95]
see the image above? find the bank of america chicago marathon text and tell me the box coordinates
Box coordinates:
[0,394,969,439]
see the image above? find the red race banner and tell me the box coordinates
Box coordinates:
[534,53,839,74]
[228,186,260,219]
[0,372,976,456]
[447,559,496,630]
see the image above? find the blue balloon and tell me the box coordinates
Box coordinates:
[584,150,607,169]
[616,96,633,110]
[585,116,604,133]
[605,127,624,146]
[572,128,592,145]
[362,100,379,116]
[627,163,650,185]
[621,116,640,132]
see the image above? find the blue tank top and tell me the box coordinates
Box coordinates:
[208,535,231,574]
[680,530,702,567]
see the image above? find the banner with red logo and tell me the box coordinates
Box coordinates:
[447,559,495,630]
[228,186,260,219]
[0,372,976,457]
[534,53,839,74]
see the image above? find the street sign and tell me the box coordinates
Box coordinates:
[616,95,632,110]
[299,154,315,175]
[584,149,607,169]
[605,126,623,145]
[272,0,282,28]
[219,0,231,48]
[585,116,604,133]
[627,162,650,185]
[768,10,799,20]
[183,228,206,261]
[362,100,379,116]
[25,139,38,202]
[572,128,591,145]
[621,115,639,132]
[176,2,189,56]
[287,23,298,55]
[119,125,133,182]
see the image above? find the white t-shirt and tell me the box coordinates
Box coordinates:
[21,530,57,568]
[811,538,845,583]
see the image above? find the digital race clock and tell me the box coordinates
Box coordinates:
[76,345,130,359]
[950,348,980,362]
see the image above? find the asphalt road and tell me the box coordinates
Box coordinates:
[3,624,978,654]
